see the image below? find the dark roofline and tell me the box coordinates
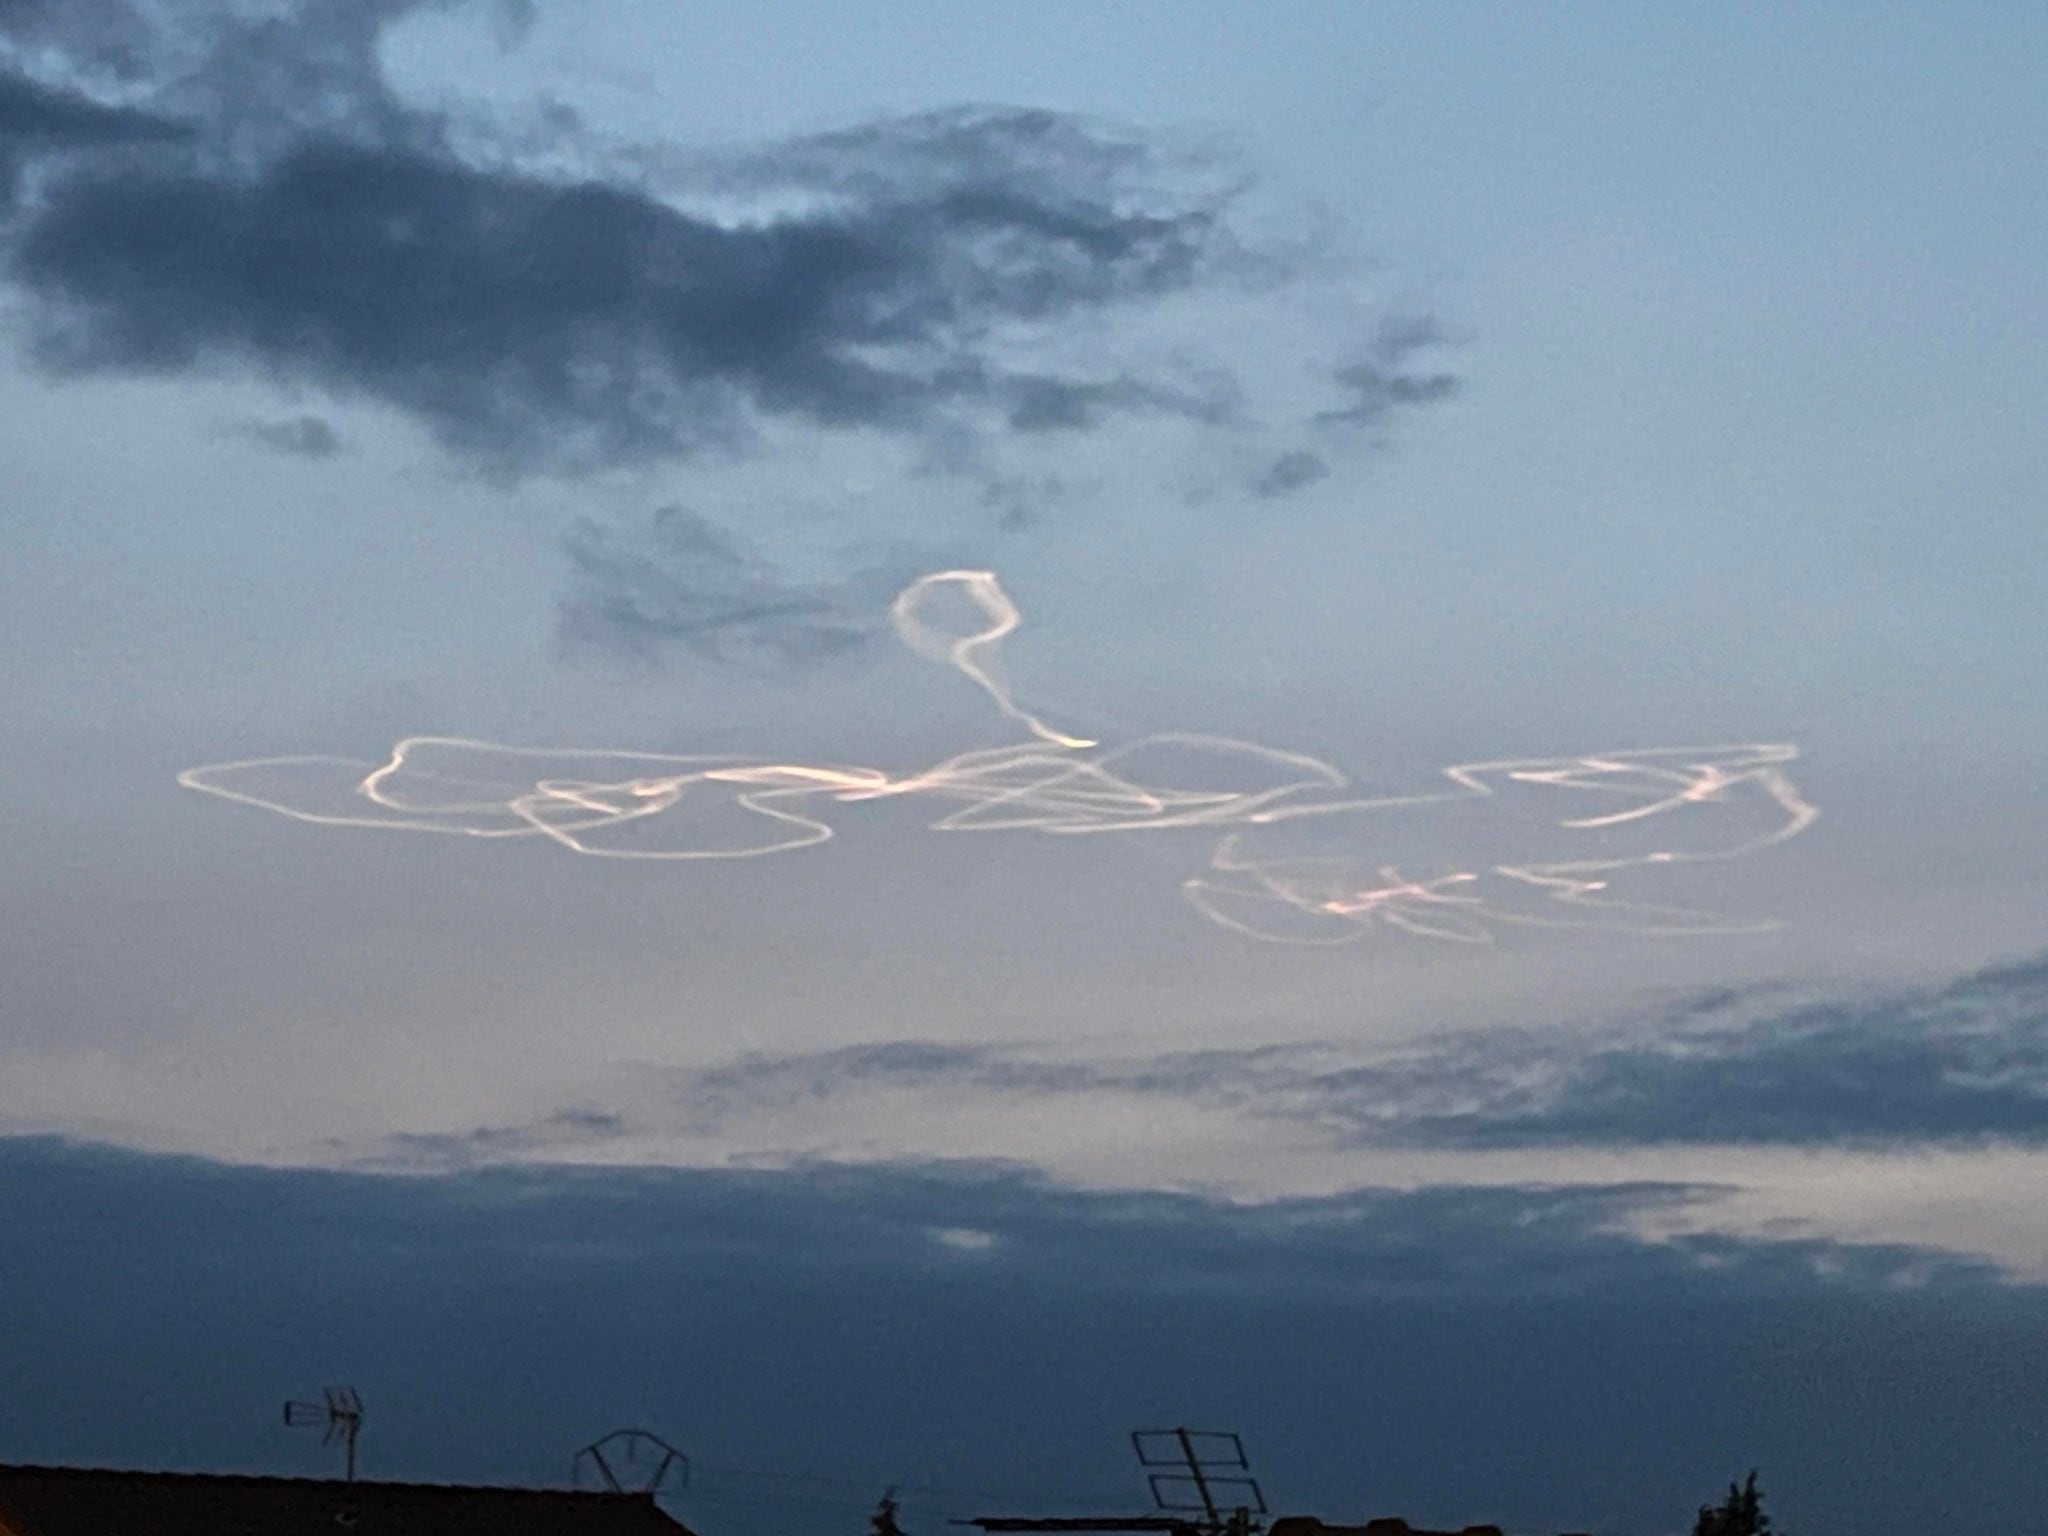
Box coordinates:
[0,1464,659,1501]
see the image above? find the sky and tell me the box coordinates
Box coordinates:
[1,4,2045,1534]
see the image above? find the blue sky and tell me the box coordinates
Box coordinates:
[2,5,2045,1534]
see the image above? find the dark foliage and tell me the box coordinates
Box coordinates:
[1691,1470,1777,1536]
[869,1489,906,1536]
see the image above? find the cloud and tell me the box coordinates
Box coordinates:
[975,471,1078,531]
[371,1108,625,1171]
[0,38,1238,474]
[570,951,2048,1153]
[1253,449,1330,498]
[0,1135,2011,1310]
[0,72,183,149]
[4,1136,2045,1536]
[1327,952,2048,1150]
[2,1,1462,666]
[558,505,900,667]
[0,70,186,209]
[228,412,347,458]
[0,0,434,144]
[1314,316,1461,428]
[669,1039,1302,1126]
[7,128,1237,472]
[0,4,1455,488]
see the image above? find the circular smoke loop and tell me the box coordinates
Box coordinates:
[179,570,1817,946]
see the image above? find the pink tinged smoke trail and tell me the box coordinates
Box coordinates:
[177,570,1818,945]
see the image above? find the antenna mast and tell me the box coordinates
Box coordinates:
[284,1386,366,1481]
[1130,1428,1265,1536]
[960,1428,1265,1536]
[573,1430,691,1499]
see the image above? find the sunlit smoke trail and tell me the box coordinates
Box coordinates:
[178,571,1818,945]
[889,569,1095,749]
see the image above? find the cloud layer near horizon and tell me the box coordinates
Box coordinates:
[2,1135,2043,1536]
[360,950,2048,1170]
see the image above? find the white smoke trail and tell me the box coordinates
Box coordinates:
[179,571,1817,944]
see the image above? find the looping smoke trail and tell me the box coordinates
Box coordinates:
[1184,743,1815,945]
[889,569,1095,749]
[178,570,1818,945]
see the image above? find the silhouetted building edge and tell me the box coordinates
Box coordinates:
[0,1463,697,1536]
[1269,1513,1506,1536]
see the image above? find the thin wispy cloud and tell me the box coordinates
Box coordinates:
[465,952,2048,1158]
[1252,449,1330,498]
[558,506,899,668]
[1313,316,1462,427]
[1363,952,2048,1150]
[372,1108,626,1172]
[226,411,348,458]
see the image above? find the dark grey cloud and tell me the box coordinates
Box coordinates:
[0,1131,2016,1327]
[372,1108,625,1171]
[0,72,183,149]
[3,1136,2043,1536]
[9,128,1241,473]
[0,4,1454,488]
[614,951,2048,1151]
[0,0,171,87]
[0,70,185,209]
[1000,370,1237,434]
[976,471,1077,531]
[558,506,905,667]
[670,1039,1307,1128]
[1253,449,1330,498]
[2,1,1462,669]
[0,0,445,137]
[229,412,347,458]
[0,15,1238,477]
[1328,952,2048,1150]
[1315,317,1461,429]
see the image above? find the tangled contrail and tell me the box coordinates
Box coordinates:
[179,570,1817,945]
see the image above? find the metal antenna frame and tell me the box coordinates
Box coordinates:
[284,1386,365,1482]
[573,1430,691,1498]
[1131,1429,1266,1530]
[958,1428,1264,1536]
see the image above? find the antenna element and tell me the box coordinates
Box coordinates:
[960,1428,1264,1536]
[1131,1428,1265,1531]
[573,1430,691,1498]
[283,1387,365,1481]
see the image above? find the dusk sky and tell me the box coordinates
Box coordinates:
[3,5,2045,1535]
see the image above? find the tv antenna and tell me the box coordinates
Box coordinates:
[283,1386,366,1482]
[1131,1429,1265,1535]
[574,1430,691,1498]
[959,1428,1264,1536]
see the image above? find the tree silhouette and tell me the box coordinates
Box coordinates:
[1691,1470,1777,1536]
[870,1488,906,1536]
